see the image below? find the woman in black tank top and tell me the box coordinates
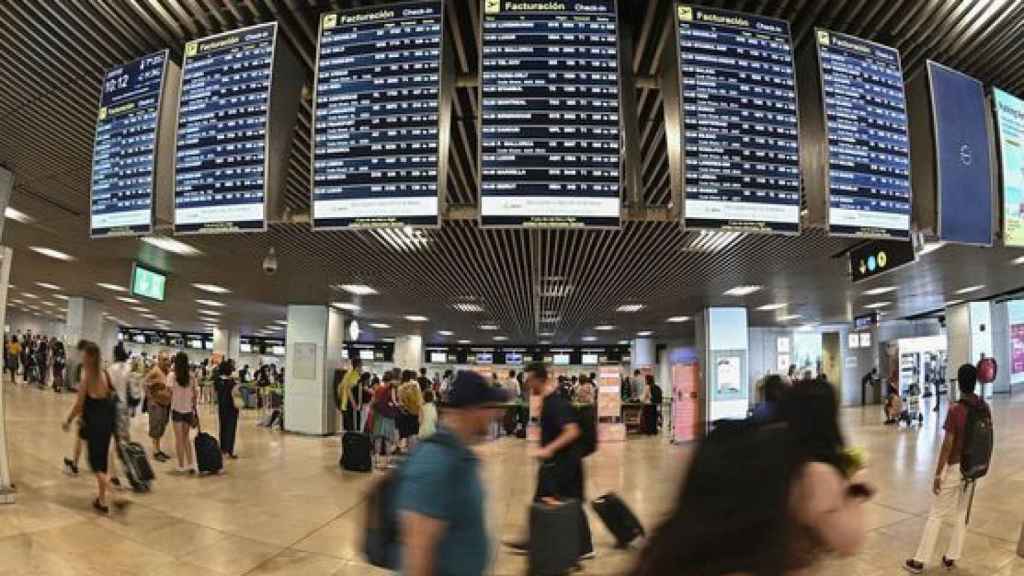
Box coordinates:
[62,341,116,513]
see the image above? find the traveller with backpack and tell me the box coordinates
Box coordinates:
[905,364,993,574]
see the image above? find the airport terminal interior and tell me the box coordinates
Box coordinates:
[3,0,1024,574]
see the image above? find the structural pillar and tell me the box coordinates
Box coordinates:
[946,301,994,399]
[630,337,655,397]
[0,166,15,502]
[694,307,749,427]
[394,335,423,370]
[213,327,241,360]
[283,305,344,435]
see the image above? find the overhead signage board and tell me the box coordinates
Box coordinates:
[174,23,279,234]
[130,262,167,302]
[814,30,911,239]
[91,50,178,238]
[479,0,622,228]
[849,239,916,282]
[312,2,450,229]
[993,88,1024,247]
[674,5,801,233]
[853,312,878,331]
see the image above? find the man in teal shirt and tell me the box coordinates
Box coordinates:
[398,371,508,576]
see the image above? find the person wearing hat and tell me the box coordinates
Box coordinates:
[397,370,508,576]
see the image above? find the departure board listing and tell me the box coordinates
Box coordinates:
[676,5,800,233]
[91,51,169,237]
[479,0,622,228]
[816,30,911,239]
[312,1,444,229]
[995,88,1024,247]
[174,23,277,234]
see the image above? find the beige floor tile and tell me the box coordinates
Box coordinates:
[244,549,347,575]
[186,533,284,576]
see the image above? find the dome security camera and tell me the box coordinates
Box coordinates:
[262,247,278,276]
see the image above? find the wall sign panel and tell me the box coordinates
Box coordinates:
[993,88,1024,246]
[479,0,622,228]
[675,5,801,233]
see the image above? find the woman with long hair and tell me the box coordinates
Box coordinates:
[169,352,197,474]
[215,359,240,459]
[633,378,873,576]
[61,341,116,513]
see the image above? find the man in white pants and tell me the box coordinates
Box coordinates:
[904,364,991,573]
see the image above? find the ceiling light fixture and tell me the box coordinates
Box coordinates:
[539,340,552,345]
[194,299,224,307]
[115,296,141,304]
[862,286,897,296]
[452,303,484,313]
[755,303,787,311]
[370,323,391,329]
[945,299,964,307]
[779,314,802,321]
[864,301,891,309]
[192,283,231,294]
[21,292,38,298]
[617,340,629,345]
[538,332,554,337]
[141,236,202,256]
[582,336,597,342]
[666,316,692,322]
[479,324,499,331]
[4,207,33,223]
[275,320,288,326]
[616,304,645,313]
[371,226,429,253]
[723,285,762,297]
[338,284,378,296]
[29,246,75,261]
[53,294,69,301]
[404,315,428,322]
[438,330,454,336]
[493,336,508,342]
[130,306,150,312]
[34,282,61,290]
[97,282,127,292]
[332,302,361,312]
[955,285,985,295]
[636,330,654,337]
[457,339,471,344]
[594,325,615,331]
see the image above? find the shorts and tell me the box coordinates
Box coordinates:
[148,403,170,438]
[171,410,194,423]
[397,412,420,439]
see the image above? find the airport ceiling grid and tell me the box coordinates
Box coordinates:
[2,0,1024,344]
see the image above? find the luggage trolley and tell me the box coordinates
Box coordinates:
[899,384,925,428]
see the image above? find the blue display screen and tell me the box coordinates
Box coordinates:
[929,62,993,245]
[91,51,168,237]
[174,23,276,234]
[479,0,621,228]
[676,5,800,233]
[817,31,911,239]
[312,2,443,229]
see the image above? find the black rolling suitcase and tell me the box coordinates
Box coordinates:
[529,499,582,576]
[117,441,154,492]
[641,404,658,435]
[341,380,373,473]
[592,492,644,548]
[194,418,223,474]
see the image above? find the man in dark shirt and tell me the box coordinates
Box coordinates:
[505,362,594,561]
[905,364,991,574]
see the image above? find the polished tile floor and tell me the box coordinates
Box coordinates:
[1,382,1023,575]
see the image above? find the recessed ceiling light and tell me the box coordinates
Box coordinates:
[955,285,985,295]
[539,340,552,345]
[21,292,38,298]
[54,294,69,301]
[198,309,221,316]
[616,304,645,313]
[453,303,484,313]
[130,306,150,312]
[275,320,288,326]
[194,299,224,307]
[594,325,615,331]
[34,282,61,290]
[404,315,428,322]
[540,284,573,298]
[617,340,629,345]
[479,324,499,330]
[141,236,202,256]
[723,285,762,297]
[862,286,897,296]
[438,330,454,336]
[538,332,554,337]
[755,303,787,311]
[370,322,391,329]
[666,316,691,323]
[582,336,597,342]
[141,313,157,319]
[332,302,361,312]
[945,299,964,307]
[457,339,471,344]
[338,284,378,296]
[29,246,75,261]
[192,283,231,294]
[864,301,891,309]
[97,282,127,292]
[636,331,654,337]
[115,296,139,304]
[779,314,802,321]
[493,336,508,341]
[4,207,33,223]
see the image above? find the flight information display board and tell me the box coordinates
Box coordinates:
[174,23,277,234]
[675,5,800,233]
[815,30,911,239]
[479,0,621,228]
[91,51,170,237]
[995,88,1024,247]
[312,2,445,229]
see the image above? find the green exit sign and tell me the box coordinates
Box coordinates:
[131,263,166,302]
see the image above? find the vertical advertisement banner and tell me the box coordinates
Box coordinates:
[1008,300,1024,384]
[994,88,1024,246]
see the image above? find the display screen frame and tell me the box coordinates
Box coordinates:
[130,261,167,302]
[993,87,1024,247]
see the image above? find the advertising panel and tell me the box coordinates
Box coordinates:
[994,88,1024,246]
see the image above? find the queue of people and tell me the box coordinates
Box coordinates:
[4,332,67,390]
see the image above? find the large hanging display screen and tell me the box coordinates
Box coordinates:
[994,88,1024,247]
[479,0,621,228]
[815,30,911,239]
[675,5,800,233]
[312,2,445,229]
[174,23,277,234]
[91,51,169,237]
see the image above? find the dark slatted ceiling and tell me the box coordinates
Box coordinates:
[3,0,1024,345]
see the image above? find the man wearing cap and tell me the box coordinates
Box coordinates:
[398,370,508,576]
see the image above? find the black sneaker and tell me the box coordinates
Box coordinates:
[63,458,75,476]
[943,557,956,570]
[904,559,924,574]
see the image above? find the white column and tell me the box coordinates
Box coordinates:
[100,319,119,360]
[946,301,994,398]
[394,335,423,370]
[65,297,104,347]
[283,305,344,435]
[0,166,16,502]
[213,327,241,359]
[695,307,749,425]
[630,337,656,369]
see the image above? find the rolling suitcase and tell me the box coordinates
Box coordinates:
[341,379,373,473]
[194,419,223,474]
[592,492,644,548]
[117,441,154,492]
[529,499,582,576]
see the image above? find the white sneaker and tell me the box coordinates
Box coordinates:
[175,466,186,474]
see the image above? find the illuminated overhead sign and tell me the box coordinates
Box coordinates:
[849,239,916,282]
[993,88,1024,247]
